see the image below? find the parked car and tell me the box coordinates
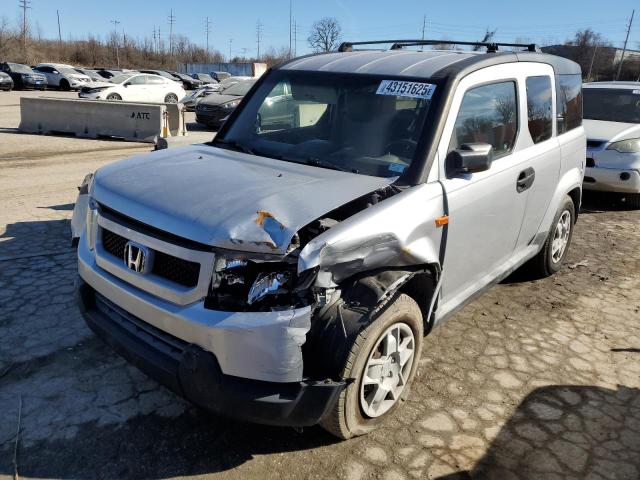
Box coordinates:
[211,71,231,81]
[0,62,47,90]
[0,71,13,91]
[166,71,203,90]
[78,73,186,103]
[195,79,256,128]
[74,68,104,83]
[34,63,91,90]
[74,41,584,439]
[583,81,640,208]
[180,84,220,111]
[190,72,217,85]
[138,69,182,83]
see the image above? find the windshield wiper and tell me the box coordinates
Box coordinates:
[302,157,355,173]
[213,138,255,155]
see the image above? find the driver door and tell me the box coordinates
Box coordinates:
[123,75,148,101]
[437,64,530,317]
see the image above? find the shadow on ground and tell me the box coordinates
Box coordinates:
[581,191,640,213]
[440,384,640,480]
[0,219,72,259]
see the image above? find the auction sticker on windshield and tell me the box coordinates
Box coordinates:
[376,80,436,100]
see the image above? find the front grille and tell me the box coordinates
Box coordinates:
[587,140,605,150]
[101,228,200,288]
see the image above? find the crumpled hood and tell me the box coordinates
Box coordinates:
[92,145,393,254]
[84,80,114,89]
[584,119,640,144]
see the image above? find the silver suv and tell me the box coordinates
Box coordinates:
[76,40,585,439]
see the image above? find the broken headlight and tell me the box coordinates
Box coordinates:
[248,271,291,305]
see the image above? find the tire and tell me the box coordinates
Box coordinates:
[164,93,178,103]
[320,294,423,439]
[59,79,70,91]
[621,193,640,209]
[528,195,575,278]
[106,93,122,101]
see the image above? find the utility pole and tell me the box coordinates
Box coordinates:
[587,44,599,82]
[111,19,120,68]
[293,19,297,57]
[152,26,157,53]
[241,47,248,60]
[19,0,31,53]
[256,20,263,60]
[168,9,176,55]
[229,38,233,61]
[616,9,635,80]
[421,15,426,41]
[56,10,62,47]
[289,0,292,58]
[205,17,212,59]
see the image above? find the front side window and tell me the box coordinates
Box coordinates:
[526,76,553,144]
[127,75,147,85]
[584,88,640,124]
[449,81,518,159]
[219,72,437,178]
[556,74,582,134]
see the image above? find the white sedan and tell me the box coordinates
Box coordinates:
[78,73,186,103]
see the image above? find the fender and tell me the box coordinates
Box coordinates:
[298,182,446,288]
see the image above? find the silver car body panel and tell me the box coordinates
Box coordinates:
[298,182,445,287]
[78,234,311,383]
[583,119,640,193]
[91,145,394,254]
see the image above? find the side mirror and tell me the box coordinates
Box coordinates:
[446,143,493,176]
[123,82,130,87]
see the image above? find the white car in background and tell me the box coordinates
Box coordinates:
[33,63,92,90]
[583,82,640,208]
[78,73,186,103]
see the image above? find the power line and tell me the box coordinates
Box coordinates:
[616,9,635,80]
[256,20,263,60]
[18,0,31,52]
[168,9,176,55]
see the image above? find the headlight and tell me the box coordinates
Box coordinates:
[607,138,640,153]
[86,197,98,251]
[248,272,291,304]
[222,100,240,109]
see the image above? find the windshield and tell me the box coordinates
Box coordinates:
[222,81,255,96]
[58,67,78,75]
[109,74,134,84]
[9,63,33,74]
[217,71,436,178]
[584,88,640,123]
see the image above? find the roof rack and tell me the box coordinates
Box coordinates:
[337,39,539,53]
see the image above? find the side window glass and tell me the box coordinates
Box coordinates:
[526,76,553,143]
[449,81,518,159]
[556,74,583,134]
[128,75,146,85]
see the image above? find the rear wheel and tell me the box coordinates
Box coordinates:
[528,195,575,277]
[106,93,122,101]
[320,294,423,439]
[59,79,70,91]
[164,93,178,103]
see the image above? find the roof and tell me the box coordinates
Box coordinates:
[279,49,581,79]
[584,81,640,90]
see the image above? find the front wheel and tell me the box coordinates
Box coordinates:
[529,195,575,277]
[106,93,122,101]
[320,294,423,439]
[164,93,178,103]
[59,79,70,91]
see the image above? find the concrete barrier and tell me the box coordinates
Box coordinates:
[19,97,187,143]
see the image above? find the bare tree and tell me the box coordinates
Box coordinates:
[473,28,496,50]
[308,17,341,53]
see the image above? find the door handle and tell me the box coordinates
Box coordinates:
[516,167,535,193]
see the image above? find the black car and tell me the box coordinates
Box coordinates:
[191,72,217,85]
[166,71,203,90]
[0,62,47,90]
[211,71,231,82]
[0,71,13,91]
[195,79,256,129]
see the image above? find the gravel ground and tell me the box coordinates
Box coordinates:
[0,91,639,480]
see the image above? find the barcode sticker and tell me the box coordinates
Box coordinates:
[376,80,436,100]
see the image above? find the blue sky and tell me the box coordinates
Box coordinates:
[1,0,638,58]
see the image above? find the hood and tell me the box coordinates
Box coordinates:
[83,80,115,89]
[199,94,240,107]
[92,145,393,254]
[583,119,640,144]
[68,73,90,81]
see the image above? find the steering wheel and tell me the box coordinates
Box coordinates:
[385,139,418,158]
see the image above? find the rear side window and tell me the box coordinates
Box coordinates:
[556,74,582,134]
[449,81,518,159]
[526,76,553,143]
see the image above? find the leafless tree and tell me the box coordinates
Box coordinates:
[308,17,342,53]
[473,28,496,50]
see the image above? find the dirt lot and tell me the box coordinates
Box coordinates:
[1,90,639,480]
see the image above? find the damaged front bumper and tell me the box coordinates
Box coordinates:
[77,278,345,426]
